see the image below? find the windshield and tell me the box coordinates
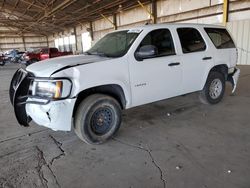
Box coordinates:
[27,48,42,54]
[87,30,140,58]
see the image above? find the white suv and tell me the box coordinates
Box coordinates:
[10,23,240,144]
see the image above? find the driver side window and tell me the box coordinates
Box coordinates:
[139,29,176,57]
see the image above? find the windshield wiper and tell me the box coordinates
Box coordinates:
[83,52,92,55]
[89,51,109,57]
[84,51,116,58]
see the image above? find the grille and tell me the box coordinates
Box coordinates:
[9,69,31,105]
[9,68,33,126]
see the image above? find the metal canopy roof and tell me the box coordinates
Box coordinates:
[0,0,150,36]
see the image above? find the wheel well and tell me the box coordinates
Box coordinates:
[209,64,228,80]
[72,84,126,118]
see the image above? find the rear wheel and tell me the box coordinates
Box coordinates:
[199,71,225,104]
[74,94,122,144]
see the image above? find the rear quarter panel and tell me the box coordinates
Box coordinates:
[40,53,49,60]
[199,26,236,90]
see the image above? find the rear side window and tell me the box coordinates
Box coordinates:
[177,28,206,53]
[50,48,59,53]
[41,48,49,54]
[204,28,235,49]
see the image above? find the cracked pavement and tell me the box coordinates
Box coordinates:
[0,64,250,188]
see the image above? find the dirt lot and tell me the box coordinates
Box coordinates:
[0,64,250,188]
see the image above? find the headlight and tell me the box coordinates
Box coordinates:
[30,79,72,99]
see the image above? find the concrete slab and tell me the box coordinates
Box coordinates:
[0,64,250,188]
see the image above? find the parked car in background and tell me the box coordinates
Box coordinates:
[11,51,25,63]
[0,53,5,66]
[2,49,25,64]
[10,23,240,144]
[3,49,23,63]
[4,49,19,59]
[24,47,73,65]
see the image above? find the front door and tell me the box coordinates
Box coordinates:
[129,29,182,107]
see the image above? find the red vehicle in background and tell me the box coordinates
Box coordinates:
[24,48,73,65]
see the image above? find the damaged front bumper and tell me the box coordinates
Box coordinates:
[25,98,76,131]
[227,67,240,93]
[9,68,76,131]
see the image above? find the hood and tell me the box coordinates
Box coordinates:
[26,55,110,77]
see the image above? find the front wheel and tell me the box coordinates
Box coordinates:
[199,71,225,104]
[74,94,122,144]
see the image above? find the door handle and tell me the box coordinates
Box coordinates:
[168,62,180,67]
[202,57,212,60]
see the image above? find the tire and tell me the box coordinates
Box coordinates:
[74,94,122,144]
[199,71,225,104]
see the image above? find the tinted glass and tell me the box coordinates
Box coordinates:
[50,48,59,53]
[204,28,235,49]
[88,30,139,58]
[33,49,41,54]
[177,28,206,53]
[138,29,175,57]
[41,48,49,54]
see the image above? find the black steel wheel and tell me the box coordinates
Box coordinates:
[74,94,121,144]
[91,106,114,135]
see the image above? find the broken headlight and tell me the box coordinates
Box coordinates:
[30,79,72,99]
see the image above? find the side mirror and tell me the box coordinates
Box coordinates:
[135,45,158,61]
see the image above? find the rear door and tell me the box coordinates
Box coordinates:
[176,27,214,93]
